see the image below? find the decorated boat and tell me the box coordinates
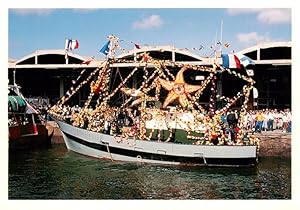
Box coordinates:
[49,35,259,167]
[8,83,53,150]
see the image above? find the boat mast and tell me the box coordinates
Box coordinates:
[13,69,16,86]
[13,69,21,95]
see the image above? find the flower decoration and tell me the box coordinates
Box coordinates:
[159,65,203,108]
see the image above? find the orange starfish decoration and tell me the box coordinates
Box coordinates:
[159,65,203,108]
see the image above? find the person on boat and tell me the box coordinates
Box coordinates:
[104,120,111,134]
[226,110,237,128]
[220,113,227,125]
[118,110,127,125]
[211,133,219,145]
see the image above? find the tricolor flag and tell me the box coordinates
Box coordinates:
[236,54,255,67]
[65,39,79,51]
[221,54,241,69]
[99,40,111,55]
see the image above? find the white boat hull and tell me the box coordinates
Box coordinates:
[56,119,258,167]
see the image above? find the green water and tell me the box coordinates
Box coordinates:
[9,144,291,199]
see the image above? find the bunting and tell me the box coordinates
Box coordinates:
[80,60,92,65]
[224,43,230,48]
[131,41,141,49]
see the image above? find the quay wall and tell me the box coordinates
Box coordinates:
[255,131,291,158]
[46,122,291,158]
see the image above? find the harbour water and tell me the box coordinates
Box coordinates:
[9,144,291,199]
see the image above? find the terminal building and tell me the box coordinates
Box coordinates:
[8,41,291,110]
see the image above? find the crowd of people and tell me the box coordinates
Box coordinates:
[225,108,292,133]
[27,97,52,120]
[47,101,292,147]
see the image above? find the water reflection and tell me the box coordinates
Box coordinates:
[9,145,291,199]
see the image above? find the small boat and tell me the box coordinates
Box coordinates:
[8,83,53,150]
[49,35,260,167]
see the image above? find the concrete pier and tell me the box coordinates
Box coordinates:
[46,122,291,158]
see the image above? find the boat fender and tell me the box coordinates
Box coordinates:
[136,155,142,162]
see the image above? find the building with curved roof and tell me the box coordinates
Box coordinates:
[8,41,291,109]
[237,41,291,108]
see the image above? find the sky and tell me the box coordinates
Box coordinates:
[8,8,291,60]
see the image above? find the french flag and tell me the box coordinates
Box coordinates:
[236,54,255,67]
[221,54,241,69]
[65,39,79,51]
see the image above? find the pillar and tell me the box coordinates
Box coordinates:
[59,77,64,98]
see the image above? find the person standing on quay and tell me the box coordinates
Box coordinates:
[255,110,264,133]
[262,109,268,131]
[267,110,275,131]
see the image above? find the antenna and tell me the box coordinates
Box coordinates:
[220,19,223,52]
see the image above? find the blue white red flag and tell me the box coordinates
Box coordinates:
[236,54,255,67]
[221,54,241,69]
[65,39,79,51]
[99,41,111,55]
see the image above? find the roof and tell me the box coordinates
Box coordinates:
[237,41,291,55]
[116,45,206,61]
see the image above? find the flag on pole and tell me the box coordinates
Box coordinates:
[221,54,241,69]
[65,39,79,51]
[99,41,111,55]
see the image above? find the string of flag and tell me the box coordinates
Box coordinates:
[98,37,233,56]
[63,36,254,74]
[64,35,233,56]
